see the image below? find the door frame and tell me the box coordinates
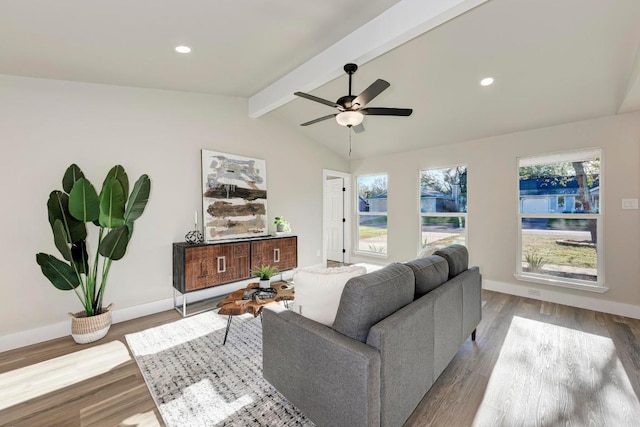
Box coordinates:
[322,169,352,266]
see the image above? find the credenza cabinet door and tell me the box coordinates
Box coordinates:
[251,236,297,272]
[178,242,250,292]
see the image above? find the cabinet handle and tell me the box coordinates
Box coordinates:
[217,256,226,273]
[273,248,280,263]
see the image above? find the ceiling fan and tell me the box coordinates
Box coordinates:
[294,63,413,133]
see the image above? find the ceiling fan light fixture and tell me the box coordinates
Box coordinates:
[336,111,364,127]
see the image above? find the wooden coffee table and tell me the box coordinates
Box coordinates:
[217,281,294,345]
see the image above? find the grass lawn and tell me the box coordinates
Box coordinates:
[422,234,465,248]
[522,236,596,268]
[359,225,388,239]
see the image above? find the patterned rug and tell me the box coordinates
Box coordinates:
[125,310,314,427]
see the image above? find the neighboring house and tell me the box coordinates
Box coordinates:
[519,176,600,213]
[367,191,388,212]
[366,189,464,213]
[420,189,456,213]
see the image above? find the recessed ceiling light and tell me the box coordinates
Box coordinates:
[480,77,494,86]
[175,45,191,54]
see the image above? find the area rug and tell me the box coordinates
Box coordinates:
[125,310,313,427]
[473,316,640,426]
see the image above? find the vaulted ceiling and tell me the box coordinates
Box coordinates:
[2,0,639,159]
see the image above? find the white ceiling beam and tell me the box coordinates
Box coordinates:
[248,0,489,118]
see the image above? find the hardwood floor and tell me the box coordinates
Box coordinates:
[1,291,639,426]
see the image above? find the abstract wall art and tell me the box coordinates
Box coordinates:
[201,150,268,241]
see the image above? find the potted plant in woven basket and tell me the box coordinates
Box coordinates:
[36,164,151,344]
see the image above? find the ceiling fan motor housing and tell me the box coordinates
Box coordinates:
[337,95,357,110]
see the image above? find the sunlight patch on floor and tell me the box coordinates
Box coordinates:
[160,378,253,425]
[473,316,640,426]
[0,340,130,411]
[121,410,162,427]
[125,312,251,356]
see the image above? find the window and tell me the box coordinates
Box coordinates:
[517,149,603,289]
[356,174,388,255]
[419,166,467,254]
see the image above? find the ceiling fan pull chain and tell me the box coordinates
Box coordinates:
[349,126,352,157]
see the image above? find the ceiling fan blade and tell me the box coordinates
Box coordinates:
[352,79,390,108]
[300,113,337,126]
[294,92,341,108]
[361,107,413,116]
[352,123,365,133]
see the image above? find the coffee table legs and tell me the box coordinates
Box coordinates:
[223,315,233,346]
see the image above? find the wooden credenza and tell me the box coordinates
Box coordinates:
[173,235,297,294]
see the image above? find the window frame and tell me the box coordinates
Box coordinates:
[355,173,389,258]
[515,149,606,292]
[417,165,468,256]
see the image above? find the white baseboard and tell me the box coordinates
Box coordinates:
[0,272,299,353]
[484,279,640,320]
[0,297,175,353]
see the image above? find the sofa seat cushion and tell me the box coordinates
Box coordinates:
[434,244,469,279]
[405,255,449,298]
[333,263,415,342]
[290,265,367,327]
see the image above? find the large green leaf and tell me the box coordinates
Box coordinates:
[104,165,129,204]
[124,174,150,227]
[69,177,100,222]
[98,226,129,260]
[99,177,126,228]
[71,240,89,274]
[62,164,84,194]
[47,191,87,243]
[36,253,80,290]
[53,219,72,261]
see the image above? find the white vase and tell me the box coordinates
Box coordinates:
[259,279,271,289]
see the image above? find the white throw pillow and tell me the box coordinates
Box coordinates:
[290,265,367,327]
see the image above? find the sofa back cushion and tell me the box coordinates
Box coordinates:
[333,263,414,342]
[405,255,449,298]
[290,265,367,327]
[434,244,469,279]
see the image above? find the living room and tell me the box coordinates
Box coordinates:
[1,0,640,426]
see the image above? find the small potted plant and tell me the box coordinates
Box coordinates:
[274,216,290,233]
[252,265,279,289]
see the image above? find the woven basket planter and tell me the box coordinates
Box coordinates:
[68,303,114,344]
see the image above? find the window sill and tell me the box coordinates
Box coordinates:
[354,251,388,259]
[514,273,609,293]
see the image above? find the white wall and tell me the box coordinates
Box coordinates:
[0,75,348,344]
[350,112,640,311]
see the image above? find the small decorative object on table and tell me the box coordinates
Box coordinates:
[274,216,291,233]
[185,230,204,244]
[252,265,278,289]
[185,210,204,244]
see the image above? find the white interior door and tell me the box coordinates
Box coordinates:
[326,177,345,262]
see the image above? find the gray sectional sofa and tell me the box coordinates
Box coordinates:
[262,244,482,427]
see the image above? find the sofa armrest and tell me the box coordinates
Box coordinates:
[262,306,381,427]
[461,266,482,339]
